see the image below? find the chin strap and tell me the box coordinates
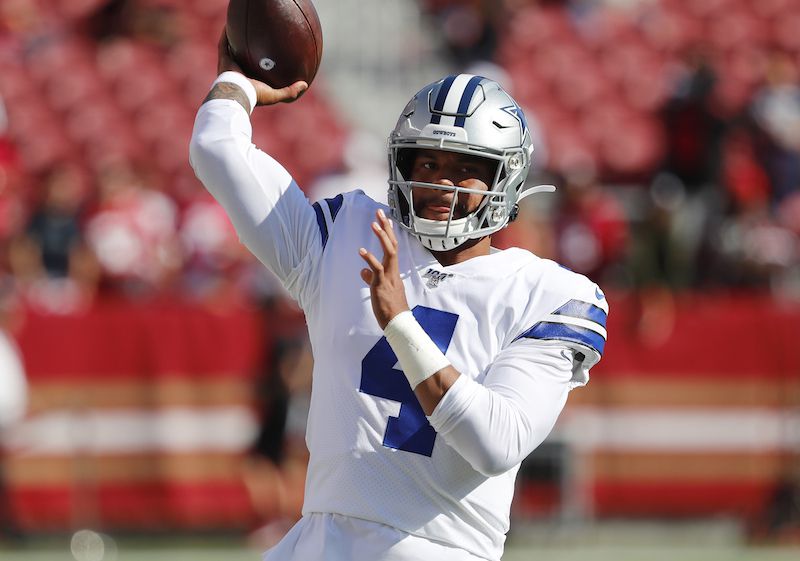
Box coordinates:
[517,184,556,204]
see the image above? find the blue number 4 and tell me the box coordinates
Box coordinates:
[359,306,458,457]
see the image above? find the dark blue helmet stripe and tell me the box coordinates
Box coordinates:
[312,201,329,248]
[454,75,484,128]
[325,193,344,223]
[552,299,607,328]
[430,74,457,124]
[518,322,606,355]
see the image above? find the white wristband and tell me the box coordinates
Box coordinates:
[384,311,451,389]
[213,71,258,114]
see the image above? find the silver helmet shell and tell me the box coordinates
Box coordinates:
[388,74,535,251]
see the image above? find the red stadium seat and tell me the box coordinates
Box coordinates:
[113,65,173,111]
[52,0,108,21]
[44,65,108,113]
[64,100,129,145]
[580,102,635,146]
[772,12,800,53]
[552,63,614,110]
[545,124,599,176]
[26,37,96,84]
[96,39,163,83]
[751,0,798,19]
[507,6,575,54]
[640,6,704,54]
[0,64,35,104]
[16,123,75,173]
[707,10,768,52]
[598,115,665,177]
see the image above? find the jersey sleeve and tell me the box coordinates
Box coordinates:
[427,338,574,476]
[189,99,330,308]
[515,274,608,388]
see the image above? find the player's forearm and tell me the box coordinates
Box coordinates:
[203,82,252,114]
[426,375,553,477]
[383,312,559,476]
[428,342,573,476]
[414,366,460,416]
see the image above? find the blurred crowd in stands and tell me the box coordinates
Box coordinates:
[0,0,799,319]
[1,0,800,543]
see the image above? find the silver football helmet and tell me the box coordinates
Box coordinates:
[388,74,553,251]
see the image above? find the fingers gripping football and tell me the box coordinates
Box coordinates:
[359,210,410,329]
[217,29,307,106]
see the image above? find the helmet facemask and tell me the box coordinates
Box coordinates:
[388,144,529,251]
[387,74,544,252]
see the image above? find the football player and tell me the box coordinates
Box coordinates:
[190,32,608,561]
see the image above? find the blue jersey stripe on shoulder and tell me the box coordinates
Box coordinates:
[325,194,344,223]
[553,299,607,328]
[519,322,606,355]
[312,202,329,248]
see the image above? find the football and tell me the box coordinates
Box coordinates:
[225,0,323,89]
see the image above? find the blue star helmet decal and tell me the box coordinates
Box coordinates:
[501,104,528,135]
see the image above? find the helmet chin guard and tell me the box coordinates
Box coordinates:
[387,74,547,251]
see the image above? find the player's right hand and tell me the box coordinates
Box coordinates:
[359,209,411,330]
[217,29,307,106]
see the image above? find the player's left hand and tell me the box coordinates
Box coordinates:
[359,209,410,330]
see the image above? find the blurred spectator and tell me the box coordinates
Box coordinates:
[751,52,800,205]
[0,96,26,277]
[86,0,178,48]
[8,165,97,314]
[0,278,26,542]
[18,165,87,279]
[308,130,388,205]
[551,166,628,284]
[660,50,726,192]
[651,50,728,289]
[0,0,58,54]
[751,471,800,544]
[84,160,181,296]
[179,190,252,302]
[715,207,799,290]
[243,301,311,550]
[721,125,772,213]
[422,0,498,68]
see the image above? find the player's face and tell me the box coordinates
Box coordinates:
[409,149,496,221]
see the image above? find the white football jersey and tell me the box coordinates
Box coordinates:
[190,99,608,561]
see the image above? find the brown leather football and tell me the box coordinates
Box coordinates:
[226,0,323,89]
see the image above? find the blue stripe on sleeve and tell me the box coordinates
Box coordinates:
[312,202,329,248]
[454,76,484,127]
[325,194,344,223]
[552,299,607,328]
[519,322,606,355]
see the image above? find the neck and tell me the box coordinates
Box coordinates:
[431,236,491,267]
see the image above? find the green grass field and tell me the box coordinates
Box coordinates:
[2,522,798,561]
[2,544,800,561]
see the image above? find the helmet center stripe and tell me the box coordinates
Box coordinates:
[430,74,457,124]
[454,76,484,127]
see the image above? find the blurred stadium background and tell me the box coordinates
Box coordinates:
[1,0,799,559]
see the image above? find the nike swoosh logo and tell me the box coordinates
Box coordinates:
[595,287,605,301]
[560,349,572,362]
